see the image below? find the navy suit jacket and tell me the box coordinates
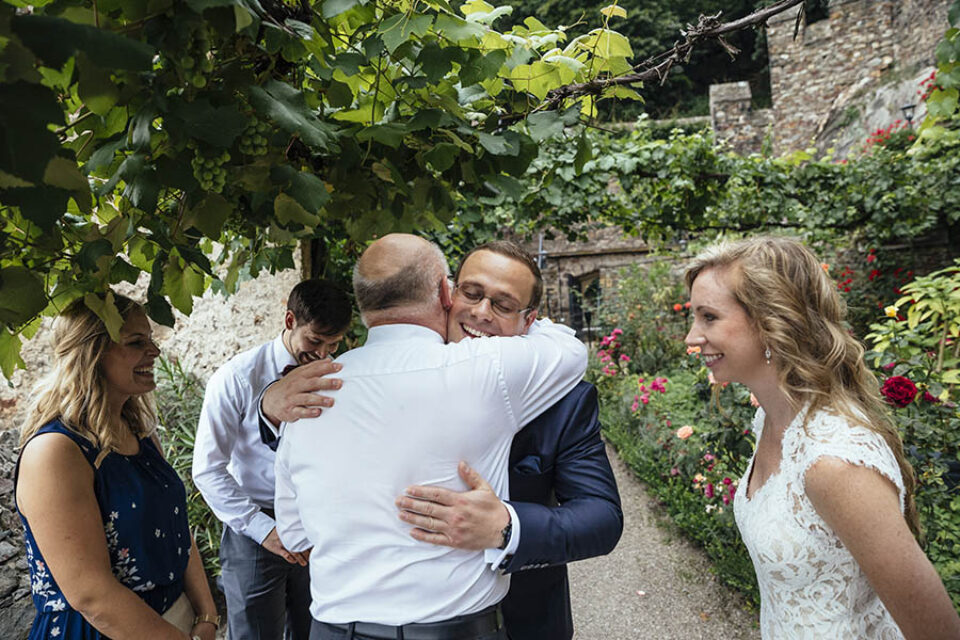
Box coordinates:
[500,381,623,640]
[258,380,622,639]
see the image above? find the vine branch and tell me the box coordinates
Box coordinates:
[502,0,804,124]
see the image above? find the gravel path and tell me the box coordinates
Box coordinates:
[568,444,761,640]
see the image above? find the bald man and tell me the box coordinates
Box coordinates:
[272,234,587,640]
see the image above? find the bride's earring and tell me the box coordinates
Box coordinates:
[764,347,771,365]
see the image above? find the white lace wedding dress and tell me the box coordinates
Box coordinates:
[734,406,906,639]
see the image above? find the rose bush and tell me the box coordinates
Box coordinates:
[882,376,920,407]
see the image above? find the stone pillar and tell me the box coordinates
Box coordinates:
[709,81,771,154]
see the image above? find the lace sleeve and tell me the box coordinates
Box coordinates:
[799,416,906,514]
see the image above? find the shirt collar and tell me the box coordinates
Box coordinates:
[272,332,297,374]
[364,324,444,346]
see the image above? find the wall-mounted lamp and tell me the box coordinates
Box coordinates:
[901,104,917,128]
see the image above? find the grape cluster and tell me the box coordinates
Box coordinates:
[239,119,270,156]
[179,29,215,89]
[190,146,230,193]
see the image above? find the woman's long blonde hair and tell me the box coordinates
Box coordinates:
[685,236,921,539]
[19,294,157,466]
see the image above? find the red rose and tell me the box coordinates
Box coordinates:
[881,376,918,408]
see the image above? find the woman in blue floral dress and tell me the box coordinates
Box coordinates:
[15,294,218,639]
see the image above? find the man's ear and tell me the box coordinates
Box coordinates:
[439,277,453,311]
[283,309,297,331]
[522,309,538,334]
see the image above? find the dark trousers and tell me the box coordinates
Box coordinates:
[221,525,312,640]
[308,607,507,640]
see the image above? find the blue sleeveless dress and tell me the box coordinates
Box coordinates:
[15,420,191,639]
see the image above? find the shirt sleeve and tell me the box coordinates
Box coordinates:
[497,318,588,429]
[192,368,276,544]
[274,436,311,552]
[257,380,285,451]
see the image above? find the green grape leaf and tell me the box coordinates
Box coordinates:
[356,124,408,148]
[434,14,485,43]
[2,186,69,230]
[477,131,519,156]
[275,192,321,226]
[526,111,564,142]
[185,193,231,238]
[77,54,118,116]
[145,292,175,327]
[83,291,124,341]
[109,256,141,285]
[379,13,433,54]
[12,15,154,71]
[271,166,331,214]
[162,255,204,315]
[168,98,246,149]
[424,143,459,172]
[247,80,340,152]
[322,0,362,19]
[0,267,47,326]
[0,330,25,381]
[43,156,89,192]
[574,131,593,174]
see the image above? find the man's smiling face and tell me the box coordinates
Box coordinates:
[447,249,538,342]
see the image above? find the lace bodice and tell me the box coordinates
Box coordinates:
[734,406,905,639]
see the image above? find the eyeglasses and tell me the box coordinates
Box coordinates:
[454,282,532,318]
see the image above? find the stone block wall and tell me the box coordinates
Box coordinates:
[709,81,774,154]
[513,228,652,336]
[764,0,951,154]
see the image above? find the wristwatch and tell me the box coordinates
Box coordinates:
[194,612,221,628]
[497,520,512,550]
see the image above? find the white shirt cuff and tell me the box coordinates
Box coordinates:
[246,511,278,545]
[484,502,520,571]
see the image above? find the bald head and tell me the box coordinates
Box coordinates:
[353,234,449,323]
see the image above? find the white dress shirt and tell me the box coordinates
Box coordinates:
[193,334,295,544]
[274,320,586,625]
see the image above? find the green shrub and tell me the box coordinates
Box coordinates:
[155,357,222,576]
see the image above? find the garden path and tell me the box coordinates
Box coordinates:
[568,444,760,639]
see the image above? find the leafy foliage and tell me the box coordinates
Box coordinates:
[447,120,960,251]
[496,0,775,118]
[914,0,960,154]
[0,0,649,376]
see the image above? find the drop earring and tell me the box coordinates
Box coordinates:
[764,347,771,365]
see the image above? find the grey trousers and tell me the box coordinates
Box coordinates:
[220,526,312,640]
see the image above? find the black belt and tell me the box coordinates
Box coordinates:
[319,605,502,640]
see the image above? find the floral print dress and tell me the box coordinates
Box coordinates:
[15,420,191,639]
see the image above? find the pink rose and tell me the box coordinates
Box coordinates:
[676,425,693,439]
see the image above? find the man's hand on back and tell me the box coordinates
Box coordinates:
[262,359,343,427]
[396,461,510,550]
[261,527,311,566]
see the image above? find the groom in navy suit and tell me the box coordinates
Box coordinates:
[260,241,623,640]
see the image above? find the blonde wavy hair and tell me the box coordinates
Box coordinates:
[685,236,920,539]
[19,294,158,467]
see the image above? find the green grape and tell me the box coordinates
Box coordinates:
[191,74,207,88]
[181,56,195,70]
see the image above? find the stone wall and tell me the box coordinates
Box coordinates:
[515,228,653,337]
[763,0,951,155]
[709,81,774,155]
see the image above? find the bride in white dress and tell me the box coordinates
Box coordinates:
[683,236,960,639]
